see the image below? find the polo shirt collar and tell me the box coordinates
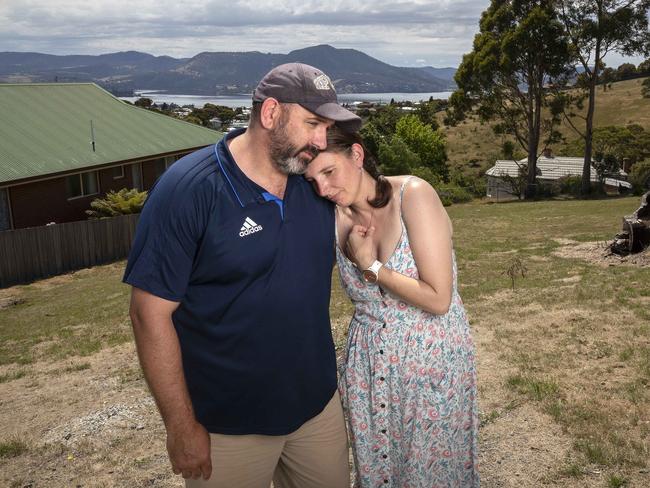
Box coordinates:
[214,128,299,208]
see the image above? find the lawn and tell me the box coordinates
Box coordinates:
[0,195,648,487]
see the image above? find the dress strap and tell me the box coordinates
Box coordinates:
[399,176,415,210]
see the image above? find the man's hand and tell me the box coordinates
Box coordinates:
[167,419,212,480]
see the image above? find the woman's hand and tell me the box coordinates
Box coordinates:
[346,224,377,270]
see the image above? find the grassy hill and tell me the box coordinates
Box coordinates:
[441,76,650,175]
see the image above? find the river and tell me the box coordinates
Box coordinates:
[120,90,453,108]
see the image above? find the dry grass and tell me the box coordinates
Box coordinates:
[440,76,650,172]
[0,196,648,486]
[449,196,650,486]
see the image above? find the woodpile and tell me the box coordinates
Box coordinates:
[609,191,650,256]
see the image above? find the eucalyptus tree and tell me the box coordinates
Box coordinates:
[447,0,571,198]
[556,0,650,195]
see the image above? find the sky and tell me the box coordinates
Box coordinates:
[0,0,644,68]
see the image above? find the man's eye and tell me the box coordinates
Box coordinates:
[324,170,333,176]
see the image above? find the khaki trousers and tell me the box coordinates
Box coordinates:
[186,392,350,488]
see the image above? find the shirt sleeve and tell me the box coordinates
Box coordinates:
[123,169,209,301]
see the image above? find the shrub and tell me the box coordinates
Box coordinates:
[378,137,420,175]
[556,175,583,196]
[410,166,442,187]
[538,180,561,197]
[642,78,650,98]
[629,159,650,195]
[436,184,474,206]
[86,188,147,219]
[450,169,487,197]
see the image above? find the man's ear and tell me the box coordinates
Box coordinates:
[260,98,284,130]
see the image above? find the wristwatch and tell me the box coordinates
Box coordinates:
[362,260,383,284]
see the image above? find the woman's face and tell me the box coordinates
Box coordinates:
[305,145,363,206]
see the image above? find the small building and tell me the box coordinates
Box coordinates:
[208,117,223,129]
[485,154,632,199]
[0,83,221,231]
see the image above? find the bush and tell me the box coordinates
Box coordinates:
[378,137,420,175]
[410,166,442,187]
[449,169,487,197]
[556,175,582,196]
[436,184,474,207]
[642,78,650,98]
[394,115,448,179]
[629,159,650,194]
[86,188,148,219]
[538,180,561,197]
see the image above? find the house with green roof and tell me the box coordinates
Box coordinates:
[0,83,221,230]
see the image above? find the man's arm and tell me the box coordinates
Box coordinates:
[129,287,212,481]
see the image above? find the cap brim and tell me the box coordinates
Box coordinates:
[299,102,362,132]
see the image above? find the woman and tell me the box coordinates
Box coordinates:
[304,126,479,487]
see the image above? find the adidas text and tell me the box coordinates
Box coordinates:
[239,217,263,237]
[239,225,263,237]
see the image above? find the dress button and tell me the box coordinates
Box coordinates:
[382,454,388,459]
[384,480,388,484]
[380,376,385,381]
[380,403,386,408]
[379,349,384,354]
[381,429,387,434]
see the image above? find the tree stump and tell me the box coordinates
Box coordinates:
[610,191,650,256]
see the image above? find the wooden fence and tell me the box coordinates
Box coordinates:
[0,214,139,288]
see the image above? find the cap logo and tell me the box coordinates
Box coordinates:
[313,74,333,91]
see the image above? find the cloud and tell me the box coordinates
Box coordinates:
[0,1,486,66]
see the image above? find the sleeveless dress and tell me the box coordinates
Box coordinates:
[337,178,479,487]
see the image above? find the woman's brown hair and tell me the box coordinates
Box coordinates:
[325,125,392,208]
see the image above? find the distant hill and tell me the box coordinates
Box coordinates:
[440,76,650,173]
[418,66,457,83]
[0,45,456,95]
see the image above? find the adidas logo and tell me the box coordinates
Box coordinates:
[239,217,263,237]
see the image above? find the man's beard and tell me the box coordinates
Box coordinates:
[269,119,320,175]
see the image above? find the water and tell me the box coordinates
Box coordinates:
[120,90,453,108]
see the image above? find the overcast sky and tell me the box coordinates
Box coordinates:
[0,0,643,68]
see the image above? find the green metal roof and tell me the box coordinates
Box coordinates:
[0,83,222,185]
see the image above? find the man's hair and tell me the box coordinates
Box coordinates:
[248,101,263,129]
[248,101,292,130]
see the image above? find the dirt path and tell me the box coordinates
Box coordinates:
[0,330,580,488]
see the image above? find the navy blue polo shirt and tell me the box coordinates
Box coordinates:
[123,129,337,435]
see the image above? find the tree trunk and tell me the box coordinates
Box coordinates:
[582,2,603,197]
[525,73,543,199]
[582,71,597,196]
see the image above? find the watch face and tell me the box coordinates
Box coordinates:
[362,270,378,284]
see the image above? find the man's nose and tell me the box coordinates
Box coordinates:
[312,126,328,151]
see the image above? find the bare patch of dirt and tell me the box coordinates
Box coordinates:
[0,343,176,487]
[552,239,650,267]
[0,297,25,310]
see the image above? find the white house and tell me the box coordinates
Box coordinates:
[485,154,632,199]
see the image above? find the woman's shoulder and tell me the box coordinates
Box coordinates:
[385,175,438,200]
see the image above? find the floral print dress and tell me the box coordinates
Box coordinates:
[337,179,479,488]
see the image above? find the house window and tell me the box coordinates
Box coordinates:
[66,171,99,199]
[0,188,11,231]
[131,163,142,190]
[112,165,125,179]
[154,156,177,179]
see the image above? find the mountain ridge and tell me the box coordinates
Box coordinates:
[0,45,456,95]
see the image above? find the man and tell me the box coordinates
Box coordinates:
[123,63,361,488]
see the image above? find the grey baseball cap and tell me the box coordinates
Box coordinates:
[253,63,362,132]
